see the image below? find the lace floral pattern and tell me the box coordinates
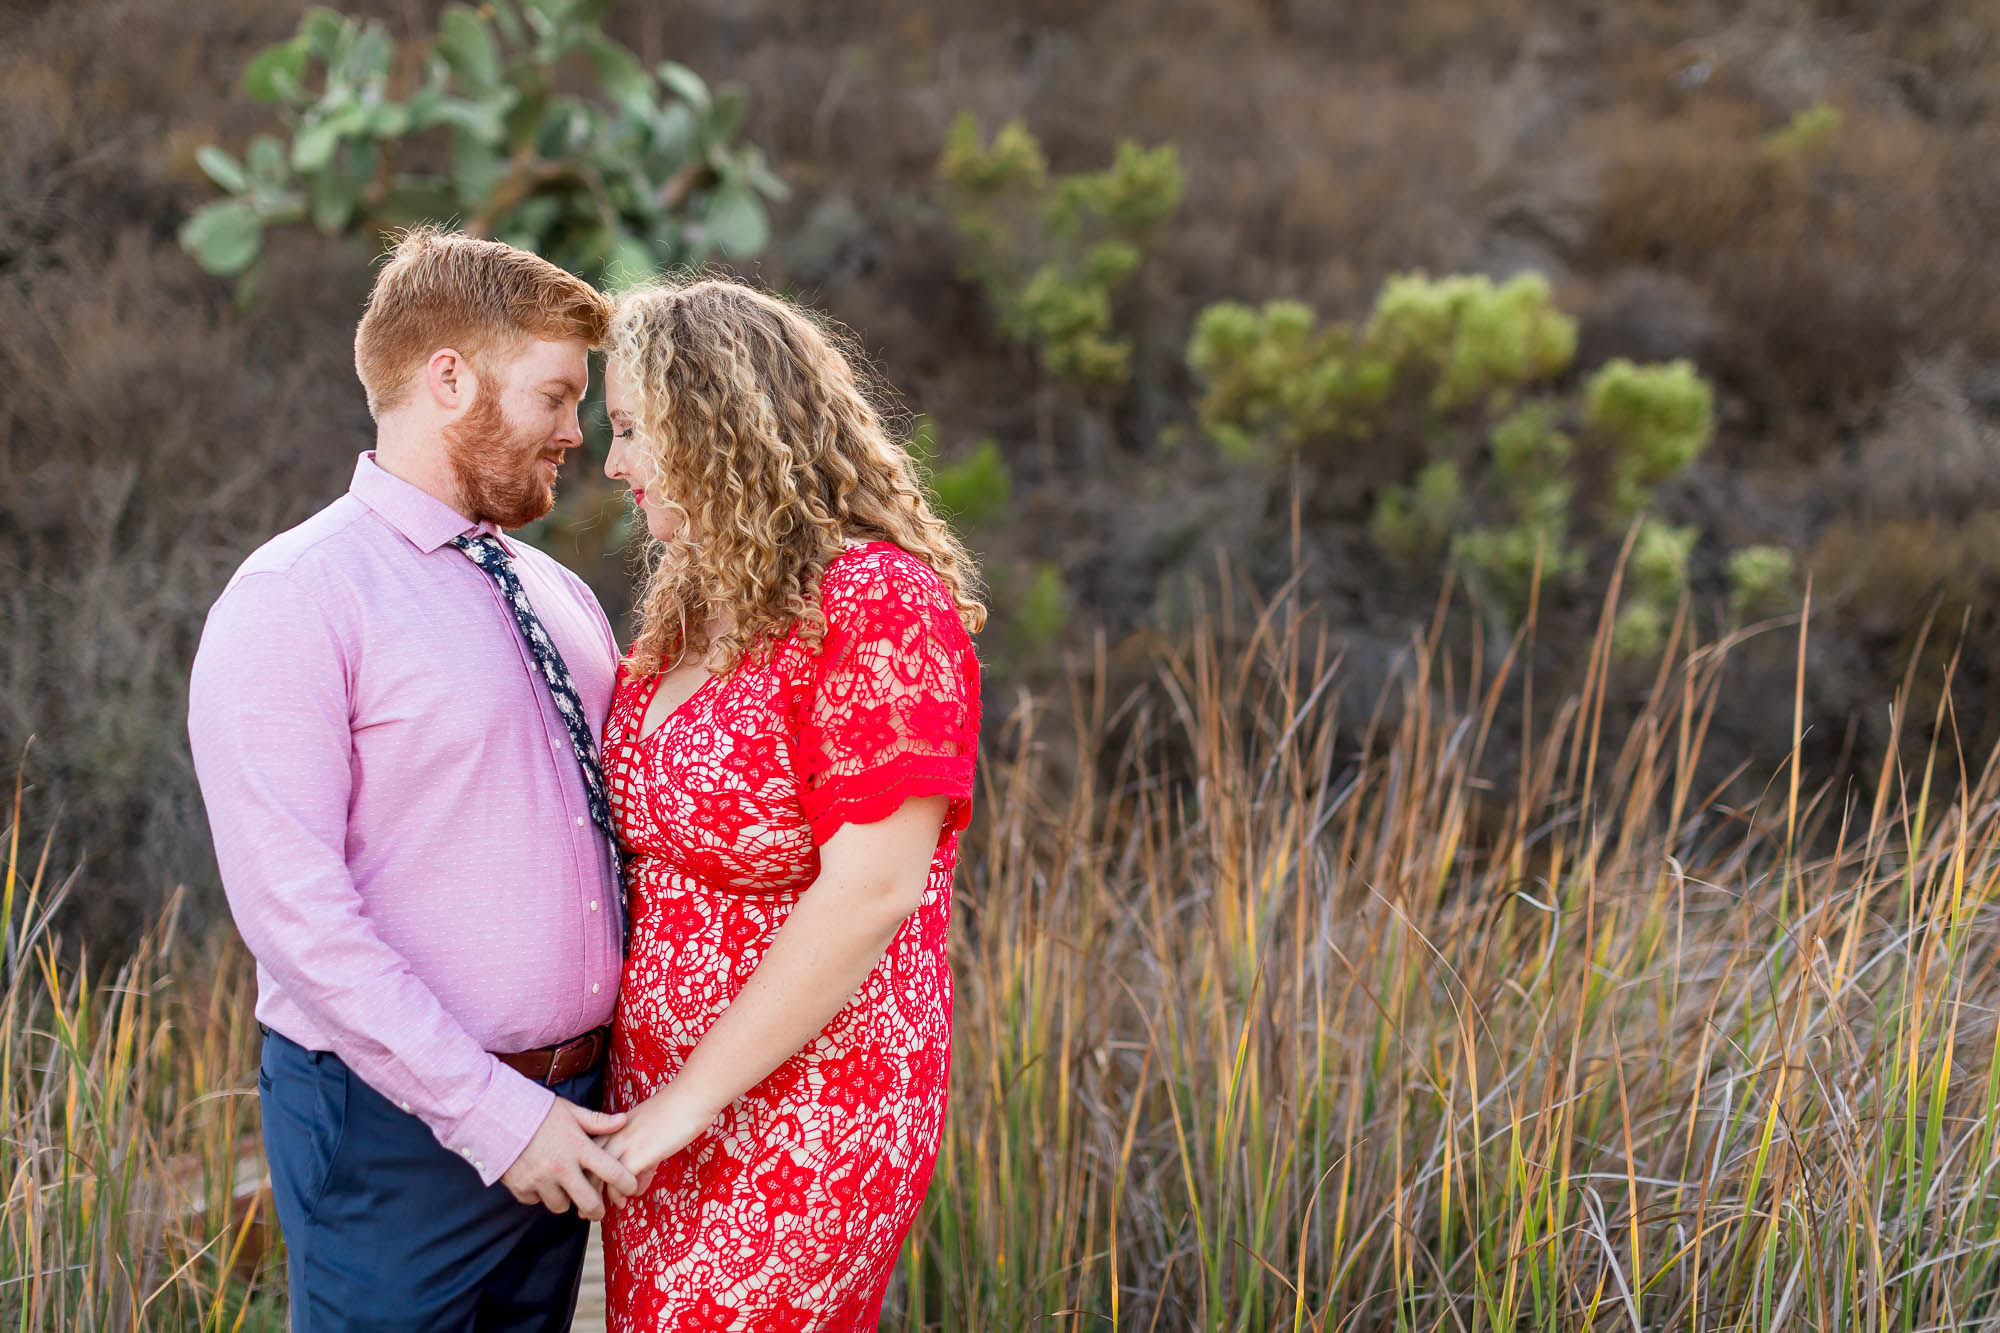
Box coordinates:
[601,542,979,1332]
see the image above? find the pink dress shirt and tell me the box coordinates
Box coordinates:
[188,452,623,1185]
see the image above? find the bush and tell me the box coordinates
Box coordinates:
[909,417,1014,532]
[1582,358,1715,519]
[1186,300,1387,459]
[1586,93,1999,445]
[1728,544,1798,621]
[181,1,786,292]
[1188,273,1577,464]
[1190,271,1752,627]
[1765,100,1844,158]
[939,114,1182,389]
[1367,270,1577,413]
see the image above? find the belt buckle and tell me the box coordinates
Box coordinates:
[546,1033,579,1086]
[545,1027,601,1085]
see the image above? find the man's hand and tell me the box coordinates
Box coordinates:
[499,1098,639,1220]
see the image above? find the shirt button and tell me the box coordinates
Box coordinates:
[576,816,587,828]
[399,1101,410,1112]
[592,983,601,994]
[590,901,599,912]
[475,1161,485,1173]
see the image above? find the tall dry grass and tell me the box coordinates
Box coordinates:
[0,764,277,1331]
[7,559,2000,1329]
[900,565,2000,1330]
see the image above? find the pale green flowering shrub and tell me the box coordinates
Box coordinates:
[1767,100,1844,158]
[1727,545,1799,620]
[939,115,1182,389]
[1187,301,1389,459]
[1372,461,1464,563]
[1188,271,1764,640]
[1584,358,1716,518]
[1367,272,1577,412]
[1612,518,1699,659]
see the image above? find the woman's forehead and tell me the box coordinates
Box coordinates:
[603,359,636,410]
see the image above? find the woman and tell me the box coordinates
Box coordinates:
[594,278,984,1330]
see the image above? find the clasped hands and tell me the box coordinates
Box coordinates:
[499,1085,716,1220]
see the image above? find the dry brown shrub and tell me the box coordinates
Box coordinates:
[0,0,374,944]
[1808,508,2000,743]
[1816,355,2000,520]
[1585,92,1998,450]
[1813,512,2000,640]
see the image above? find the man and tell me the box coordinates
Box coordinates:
[189,228,634,1332]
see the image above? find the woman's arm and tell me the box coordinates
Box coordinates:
[601,794,949,1198]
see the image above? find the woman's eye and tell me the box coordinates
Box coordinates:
[614,427,634,440]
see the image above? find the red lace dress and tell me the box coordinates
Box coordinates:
[600,541,980,1332]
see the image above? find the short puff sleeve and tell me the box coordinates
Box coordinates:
[796,546,981,845]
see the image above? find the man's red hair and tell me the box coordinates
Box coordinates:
[354,228,612,418]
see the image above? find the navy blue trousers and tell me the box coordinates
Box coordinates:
[258,1029,598,1333]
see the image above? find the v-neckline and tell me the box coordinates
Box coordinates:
[626,538,876,749]
[634,668,719,747]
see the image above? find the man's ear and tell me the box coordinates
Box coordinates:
[424,348,473,411]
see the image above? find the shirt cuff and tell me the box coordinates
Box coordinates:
[438,1058,556,1187]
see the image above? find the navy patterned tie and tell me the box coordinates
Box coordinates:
[453,533,625,945]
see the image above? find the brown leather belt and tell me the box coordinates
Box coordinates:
[491,1025,609,1087]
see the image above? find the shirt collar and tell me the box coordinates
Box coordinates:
[348,452,502,554]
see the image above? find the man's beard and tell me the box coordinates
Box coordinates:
[444,386,559,530]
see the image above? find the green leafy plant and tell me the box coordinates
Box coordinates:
[1612,517,1699,659]
[1728,544,1798,620]
[930,439,1013,531]
[1584,357,1715,519]
[1370,459,1463,563]
[1766,100,1844,158]
[180,1,786,292]
[1189,272,1577,462]
[1186,300,1391,459]
[938,114,1182,388]
[1190,272,1749,628]
[909,416,1015,533]
[1013,561,1072,653]
[1367,270,1577,412]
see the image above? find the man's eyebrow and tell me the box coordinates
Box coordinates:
[540,376,586,396]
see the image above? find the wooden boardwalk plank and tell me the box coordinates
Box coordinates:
[570,1224,608,1333]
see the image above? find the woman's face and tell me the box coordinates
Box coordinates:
[603,359,685,543]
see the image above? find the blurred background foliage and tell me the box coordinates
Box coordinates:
[178,0,786,295]
[3,0,1999,945]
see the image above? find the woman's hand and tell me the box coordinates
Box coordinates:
[598,1085,718,1207]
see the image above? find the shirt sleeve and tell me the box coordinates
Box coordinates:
[187,570,552,1185]
[796,552,981,845]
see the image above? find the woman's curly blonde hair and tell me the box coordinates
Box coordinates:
[608,278,986,678]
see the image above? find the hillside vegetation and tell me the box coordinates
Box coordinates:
[11,587,2000,1326]
[2,0,1997,937]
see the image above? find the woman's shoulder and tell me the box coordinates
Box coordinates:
[819,539,953,611]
